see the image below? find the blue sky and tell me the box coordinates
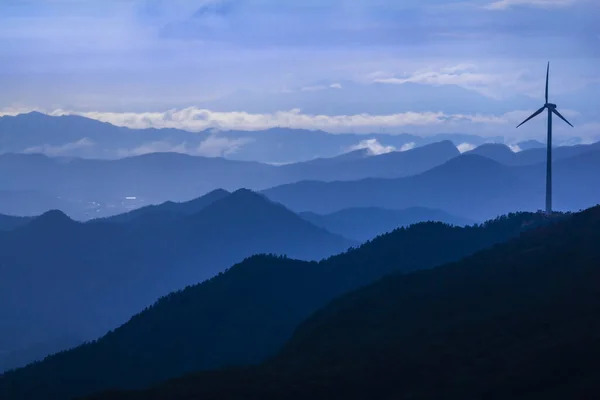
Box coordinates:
[0,0,598,142]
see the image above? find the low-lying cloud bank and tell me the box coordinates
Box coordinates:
[1,106,594,142]
[0,107,522,133]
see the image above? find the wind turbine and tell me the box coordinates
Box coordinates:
[516,62,574,216]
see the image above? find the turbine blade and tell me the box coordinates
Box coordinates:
[516,106,546,128]
[545,62,550,103]
[553,108,574,128]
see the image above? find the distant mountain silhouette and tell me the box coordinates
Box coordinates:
[197,80,536,119]
[0,190,351,372]
[516,139,545,150]
[465,143,518,165]
[83,206,600,400]
[100,189,230,223]
[520,149,600,212]
[300,207,474,242]
[300,148,370,166]
[0,212,554,400]
[264,150,600,220]
[0,214,32,231]
[0,112,499,164]
[281,141,460,181]
[264,155,537,221]
[467,141,600,166]
[0,141,462,219]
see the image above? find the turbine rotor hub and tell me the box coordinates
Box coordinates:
[546,103,557,109]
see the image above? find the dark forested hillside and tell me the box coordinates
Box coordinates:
[300,206,474,242]
[84,206,600,400]
[0,211,554,400]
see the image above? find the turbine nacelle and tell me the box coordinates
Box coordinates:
[516,63,573,129]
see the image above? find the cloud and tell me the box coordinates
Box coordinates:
[372,63,532,99]
[116,134,252,158]
[300,85,330,92]
[300,83,343,92]
[39,107,521,135]
[400,142,417,152]
[0,107,37,117]
[1,0,597,114]
[375,64,497,87]
[457,143,476,153]
[349,139,395,155]
[196,134,253,157]
[23,138,95,156]
[485,0,578,10]
[508,144,523,152]
[5,106,597,143]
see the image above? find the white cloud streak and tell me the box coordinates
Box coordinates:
[44,107,510,133]
[485,0,579,10]
[349,139,395,155]
[115,135,253,158]
[400,142,417,152]
[23,138,95,156]
[457,143,476,153]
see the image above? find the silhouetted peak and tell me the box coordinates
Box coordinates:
[475,143,512,151]
[469,143,513,154]
[420,153,508,180]
[30,210,75,229]
[19,111,48,119]
[442,153,504,169]
[205,188,231,198]
[180,189,231,206]
[423,140,459,151]
[228,188,269,202]
[516,140,545,150]
[128,152,196,162]
[195,188,290,221]
[337,148,371,159]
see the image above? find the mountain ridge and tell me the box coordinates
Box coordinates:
[0,211,554,400]
[0,189,352,374]
[81,206,600,400]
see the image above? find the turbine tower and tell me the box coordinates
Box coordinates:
[516,62,574,216]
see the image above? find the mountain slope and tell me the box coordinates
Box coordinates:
[0,190,351,373]
[280,141,460,181]
[0,152,274,219]
[0,111,497,164]
[264,155,537,220]
[264,150,600,220]
[0,214,33,231]
[0,212,553,400]
[87,206,600,400]
[99,189,230,223]
[466,141,600,166]
[0,141,460,219]
[300,207,474,242]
